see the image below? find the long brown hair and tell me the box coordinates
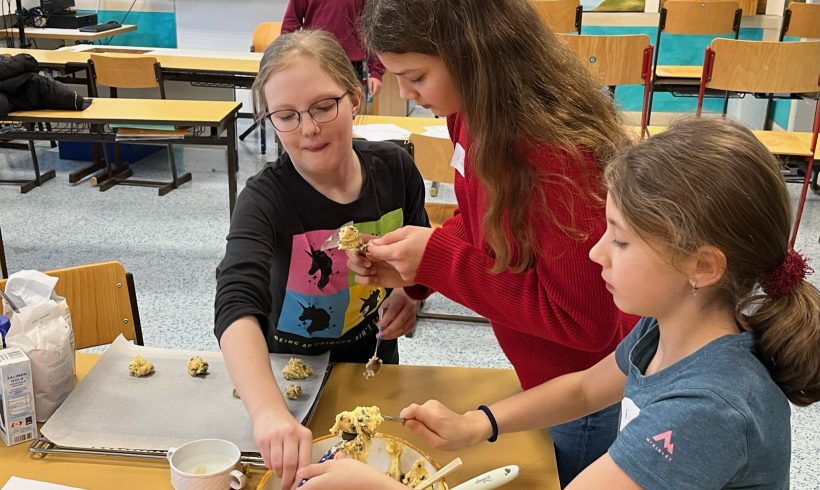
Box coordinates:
[251,30,363,122]
[605,118,820,406]
[361,0,629,272]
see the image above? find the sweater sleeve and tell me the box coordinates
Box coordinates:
[280,0,304,34]
[414,148,619,352]
[367,54,385,81]
[214,181,278,344]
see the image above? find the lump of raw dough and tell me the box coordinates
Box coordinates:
[187,356,209,376]
[385,438,403,481]
[283,357,313,380]
[329,406,384,462]
[128,356,155,377]
[284,384,302,400]
[402,458,430,487]
[337,225,362,251]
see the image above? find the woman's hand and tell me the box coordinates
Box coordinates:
[401,400,493,451]
[295,457,406,489]
[252,409,313,490]
[347,226,434,287]
[377,288,417,340]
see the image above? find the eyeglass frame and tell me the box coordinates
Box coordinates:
[264,92,351,133]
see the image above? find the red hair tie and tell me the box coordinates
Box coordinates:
[761,249,813,299]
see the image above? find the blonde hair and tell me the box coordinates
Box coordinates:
[361,0,630,273]
[605,118,820,406]
[251,30,363,122]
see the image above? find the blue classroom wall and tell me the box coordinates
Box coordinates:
[76,10,177,48]
[581,26,765,115]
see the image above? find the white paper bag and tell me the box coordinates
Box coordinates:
[3,270,75,421]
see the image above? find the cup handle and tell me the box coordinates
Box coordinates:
[230,469,247,489]
[166,447,177,464]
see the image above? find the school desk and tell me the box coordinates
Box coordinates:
[0,25,137,43]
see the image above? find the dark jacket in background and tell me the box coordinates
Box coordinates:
[0,53,89,117]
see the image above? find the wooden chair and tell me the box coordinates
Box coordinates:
[239,21,282,154]
[559,33,654,138]
[779,2,820,41]
[0,261,143,349]
[531,0,583,34]
[696,39,820,247]
[407,133,488,325]
[647,0,742,126]
[87,54,192,196]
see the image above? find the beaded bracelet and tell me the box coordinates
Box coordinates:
[477,404,499,443]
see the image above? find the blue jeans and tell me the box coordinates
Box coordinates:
[548,403,621,488]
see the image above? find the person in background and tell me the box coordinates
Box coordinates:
[299,118,820,489]
[214,30,427,489]
[281,0,385,100]
[349,0,638,484]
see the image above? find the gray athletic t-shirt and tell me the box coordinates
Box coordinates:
[609,317,790,489]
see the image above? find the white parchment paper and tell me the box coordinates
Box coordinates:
[40,335,329,452]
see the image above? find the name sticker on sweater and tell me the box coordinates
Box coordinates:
[451,143,465,177]
[620,397,641,430]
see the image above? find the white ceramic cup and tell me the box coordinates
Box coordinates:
[167,439,247,490]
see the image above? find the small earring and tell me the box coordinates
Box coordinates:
[690,281,698,295]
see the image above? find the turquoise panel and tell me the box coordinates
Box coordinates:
[77,10,177,48]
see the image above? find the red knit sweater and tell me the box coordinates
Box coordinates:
[410,113,638,390]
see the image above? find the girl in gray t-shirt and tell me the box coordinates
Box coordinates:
[294,118,820,490]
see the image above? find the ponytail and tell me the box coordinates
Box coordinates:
[738,279,820,406]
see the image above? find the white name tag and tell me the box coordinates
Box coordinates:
[450,143,465,177]
[619,397,641,430]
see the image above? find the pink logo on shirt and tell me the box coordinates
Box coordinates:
[645,431,674,461]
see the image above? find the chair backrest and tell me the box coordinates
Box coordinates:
[661,0,742,35]
[702,39,820,94]
[530,0,582,34]
[409,133,455,185]
[88,54,163,95]
[780,2,820,41]
[0,261,143,350]
[252,21,282,53]
[560,34,653,138]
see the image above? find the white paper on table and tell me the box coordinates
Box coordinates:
[420,125,450,139]
[40,335,329,453]
[353,123,411,141]
[1,477,84,490]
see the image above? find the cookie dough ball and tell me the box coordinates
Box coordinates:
[128,356,155,377]
[283,357,313,380]
[187,356,209,376]
[284,384,302,400]
[338,225,362,251]
[402,458,430,487]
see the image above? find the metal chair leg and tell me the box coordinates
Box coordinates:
[239,121,258,141]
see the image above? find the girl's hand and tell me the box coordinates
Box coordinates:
[294,457,406,489]
[350,226,434,286]
[400,400,494,450]
[377,288,417,340]
[346,246,411,288]
[252,409,313,490]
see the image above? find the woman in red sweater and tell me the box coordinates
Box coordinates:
[349,0,638,485]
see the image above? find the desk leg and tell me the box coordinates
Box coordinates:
[228,118,238,216]
[69,142,106,184]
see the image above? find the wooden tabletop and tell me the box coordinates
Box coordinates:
[354,114,447,135]
[0,354,558,490]
[0,25,136,41]
[5,97,242,127]
[0,47,260,75]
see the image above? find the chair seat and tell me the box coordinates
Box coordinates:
[655,65,702,79]
[752,130,814,157]
[425,203,457,229]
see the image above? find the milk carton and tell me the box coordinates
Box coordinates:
[0,347,38,446]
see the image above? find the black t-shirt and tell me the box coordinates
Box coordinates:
[214,140,428,362]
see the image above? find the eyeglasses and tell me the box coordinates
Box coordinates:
[266,93,348,132]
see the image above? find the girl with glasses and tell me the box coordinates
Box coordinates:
[214,30,429,489]
[346,0,637,485]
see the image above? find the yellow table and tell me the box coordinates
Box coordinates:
[0,25,136,42]
[0,355,558,489]
[2,98,242,214]
[355,114,447,135]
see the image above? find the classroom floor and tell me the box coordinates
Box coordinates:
[1,120,818,487]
